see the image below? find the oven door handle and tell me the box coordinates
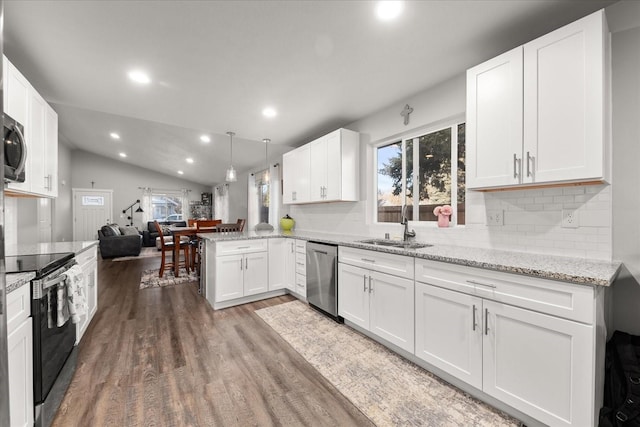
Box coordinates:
[12,123,27,177]
[42,274,68,291]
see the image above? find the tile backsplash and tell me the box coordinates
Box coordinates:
[287,184,612,261]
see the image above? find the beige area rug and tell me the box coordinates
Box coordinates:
[139,268,197,289]
[112,247,162,262]
[256,301,519,427]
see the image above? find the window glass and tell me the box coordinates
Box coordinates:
[151,193,183,221]
[255,169,270,223]
[457,124,466,225]
[377,142,403,223]
[417,128,452,221]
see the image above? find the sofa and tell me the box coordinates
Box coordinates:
[141,220,187,247]
[98,224,143,259]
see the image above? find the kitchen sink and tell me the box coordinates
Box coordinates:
[357,239,432,250]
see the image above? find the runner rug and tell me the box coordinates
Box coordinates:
[255,300,519,427]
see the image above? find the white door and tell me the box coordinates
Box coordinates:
[215,255,244,302]
[72,188,113,241]
[244,252,269,296]
[466,46,523,189]
[482,300,593,427]
[523,10,605,184]
[415,282,483,389]
[369,270,415,353]
[337,263,369,329]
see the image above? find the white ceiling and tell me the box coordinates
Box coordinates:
[3,0,616,186]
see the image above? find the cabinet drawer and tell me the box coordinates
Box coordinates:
[295,255,306,275]
[75,245,97,266]
[339,246,414,280]
[295,273,306,296]
[216,239,267,256]
[295,240,306,253]
[415,259,594,323]
[7,284,30,333]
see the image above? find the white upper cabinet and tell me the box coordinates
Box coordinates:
[467,10,609,190]
[284,128,359,204]
[3,55,59,198]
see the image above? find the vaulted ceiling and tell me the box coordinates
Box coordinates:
[3,0,616,186]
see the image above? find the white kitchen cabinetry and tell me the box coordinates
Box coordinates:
[467,10,609,189]
[3,55,59,198]
[338,247,414,353]
[293,240,307,299]
[282,145,310,204]
[7,285,34,427]
[268,238,286,291]
[284,128,359,204]
[206,239,270,308]
[415,258,601,427]
[76,246,98,344]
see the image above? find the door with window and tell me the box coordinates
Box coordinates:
[72,189,113,241]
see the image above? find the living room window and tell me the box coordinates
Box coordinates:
[376,122,465,225]
[141,188,190,222]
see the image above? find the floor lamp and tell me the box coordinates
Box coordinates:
[123,200,144,226]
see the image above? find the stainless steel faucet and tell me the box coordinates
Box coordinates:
[401,205,416,242]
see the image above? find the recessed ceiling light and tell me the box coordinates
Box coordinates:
[376,1,403,21]
[200,135,211,143]
[128,70,151,84]
[119,152,127,158]
[262,107,277,118]
[186,158,194,164]
[110,132,120,140]
[177,170,184,175]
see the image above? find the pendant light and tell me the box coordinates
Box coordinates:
[225,131,237,182]
[263,138,270,182]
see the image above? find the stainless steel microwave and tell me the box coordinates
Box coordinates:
[3,112,26,183]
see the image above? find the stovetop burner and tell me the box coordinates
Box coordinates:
[5,252,75,278]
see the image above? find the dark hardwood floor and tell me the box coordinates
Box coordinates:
[52,255,373,426]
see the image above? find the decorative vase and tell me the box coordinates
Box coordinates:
[437,214,450,228]
[280,214,295,231]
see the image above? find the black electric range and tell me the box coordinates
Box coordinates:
[5,252,75,278]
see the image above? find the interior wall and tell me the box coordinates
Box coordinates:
[610,9,640,334]
[54,140,73,241]
[70,149,210,230]
[226,170,248,223]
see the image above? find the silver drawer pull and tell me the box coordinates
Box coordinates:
[466,279,497,289]
[361,258,376,263]
[237,246,250,249]
[368,275,373,293]
[472,304,477,331]
[363,274,367,292]
[485,308,489,335]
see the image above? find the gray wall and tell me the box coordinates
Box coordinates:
[611,2,640,334]
[54,139,73,241]
[71,150,211,230]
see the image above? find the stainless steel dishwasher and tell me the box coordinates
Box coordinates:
[306,241,341,321]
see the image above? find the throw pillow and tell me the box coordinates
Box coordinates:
[101,225,115,237]
[119,226,139,236]
[108,224,122,236]
[162,225,171,235]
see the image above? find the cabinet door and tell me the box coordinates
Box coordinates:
[415,283,483,389]
[466,46,523,189]
[77,255,98,344]
[3,56,29,126]
[337,263,369,329]
[369,271,414,353]
[215,254,244,302]
[44,105,58,197]
[523,10,606,184]
[282,150,295,204]
[309,136,327,201]
[483,300,593,427]
[294,145,311,203]
[324,130,342,201]
[28,90,47,195]
[268,238,286,290]
[244,252,268,296]
[8,318,34,427]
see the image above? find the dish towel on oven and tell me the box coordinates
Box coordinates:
[64,265,87,324]
[56,285,70,327]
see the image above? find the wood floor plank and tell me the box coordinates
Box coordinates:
[51,256,373,427]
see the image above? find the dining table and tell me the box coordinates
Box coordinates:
[167,225,198,277]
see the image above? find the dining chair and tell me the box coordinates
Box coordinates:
[216,223,242,232]
[187,219,197,227]
[190,219,222,271]
[153,221,190,277]
[196,219,221,233]
[236,218,246,232]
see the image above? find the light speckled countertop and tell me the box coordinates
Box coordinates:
[199,230,621,287]
[6,272,36,294]
[6,240,98,257]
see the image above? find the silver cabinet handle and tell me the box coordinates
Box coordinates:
[526,151,532,177]
[513,153,517,179]
[245,258,248,270]
[368,275,373,293]
[363,274,367,292]
[240,258,243,270]
[466,279,497,289]
[485,308,489,335]
[472,304,477,331]
[237,246,250,249]
[361,258,376,263]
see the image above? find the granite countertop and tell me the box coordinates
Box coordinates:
[6,240,98,257]
[199,230,621,287]
[6,272,36,294]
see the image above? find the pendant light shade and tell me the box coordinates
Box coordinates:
[225,131,237,182]
[263,138,270,182]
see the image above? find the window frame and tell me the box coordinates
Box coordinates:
[372,117,465,227]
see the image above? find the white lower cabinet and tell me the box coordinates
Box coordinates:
[76,246,98,344]
[215,252,268,302]
[415,259,600,427]
[338,262,414,353]
[7,285,34,427]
